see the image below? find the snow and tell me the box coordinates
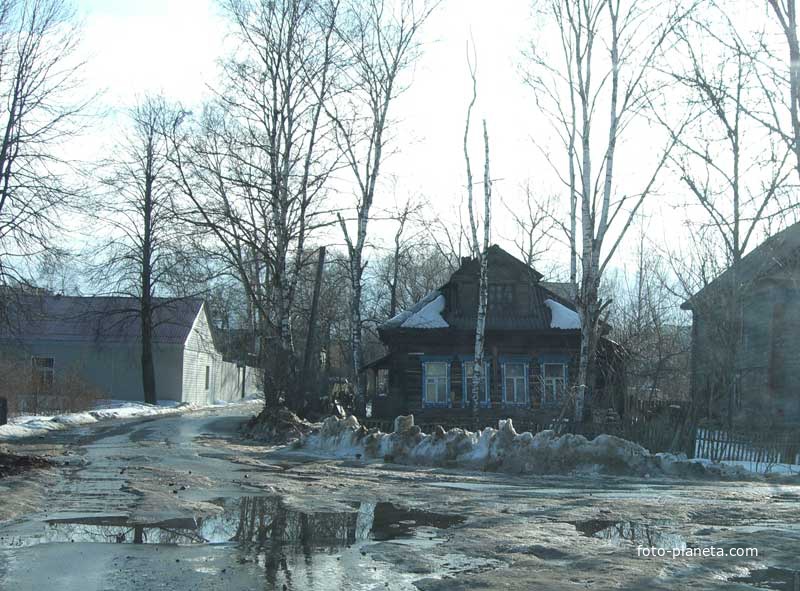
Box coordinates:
[544,299,580,329]
[294,415,753,479]
[400,295,449,329]
[0,398,261,441]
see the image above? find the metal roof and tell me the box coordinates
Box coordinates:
[0,295,205,345]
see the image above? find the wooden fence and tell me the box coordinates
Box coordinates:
[694,427,800,466]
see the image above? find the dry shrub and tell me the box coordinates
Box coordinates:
[0,360,104,416]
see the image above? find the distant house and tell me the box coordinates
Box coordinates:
[363,246,624,426]
[682,223,800,423]
[0,295,260,407]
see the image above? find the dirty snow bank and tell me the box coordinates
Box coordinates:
[0,399,260,441]
[295,415,751,479]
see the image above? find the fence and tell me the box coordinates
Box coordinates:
[694,427,800,466]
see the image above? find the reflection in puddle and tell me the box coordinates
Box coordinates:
[0,498,465,549]
[0,498,475,591]
[731,567,800,591]
[573,519,686,550]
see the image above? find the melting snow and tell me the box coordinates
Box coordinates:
[294,415,753,479]
[400,295,449,329]
[0,398,261,441]
[544,299,581,329]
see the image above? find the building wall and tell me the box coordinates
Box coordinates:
[1,340,185,403]
[691,277,800,423]
[180,304,262,404]
[182,304,219,405]
[372,331,583,423]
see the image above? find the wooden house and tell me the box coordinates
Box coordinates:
[682,222,800,424]
[363,246,623,426]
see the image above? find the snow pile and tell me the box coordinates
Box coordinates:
[400,295,449,329]
[296,415,752,479]
[544,299,581,329]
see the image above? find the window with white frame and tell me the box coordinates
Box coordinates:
[462,360,490,406]
[32,357,54,393]
[376,369,389,397]
[503,362,528,405]
[423,362,450,405]
[542,363,567,406]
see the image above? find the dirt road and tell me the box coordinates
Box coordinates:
[0,406,797,590]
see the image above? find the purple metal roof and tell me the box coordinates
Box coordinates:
[0,296,205,345]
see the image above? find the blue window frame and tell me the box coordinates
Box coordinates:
[539,354,570,407]
[422,357,451,408]
[461,358,491,407]
[501,357,530,406]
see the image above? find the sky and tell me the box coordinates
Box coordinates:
[68,0,790,295]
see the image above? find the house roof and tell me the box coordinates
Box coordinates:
[682,222,800,310]
[380,245,580,333]
[0,295,206,345]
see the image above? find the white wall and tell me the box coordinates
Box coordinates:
[182,303,218,405]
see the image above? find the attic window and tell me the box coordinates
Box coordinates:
[489,284,513,310]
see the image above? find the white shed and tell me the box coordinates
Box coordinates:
[0,295,260,406]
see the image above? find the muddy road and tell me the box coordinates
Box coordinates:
[0,405,798,590]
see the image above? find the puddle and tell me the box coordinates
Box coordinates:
[0,497,464,548]
[572,519,686,550]
[0,498,484,591]
[730,567,800,590]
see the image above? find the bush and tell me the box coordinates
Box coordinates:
[0,360,104,416]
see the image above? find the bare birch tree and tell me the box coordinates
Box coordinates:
[524,0,691,420]
[330,0,436,412]
[766,0,800,181]
[462,52,493,429]
[168,0,340,413]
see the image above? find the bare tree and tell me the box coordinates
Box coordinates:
[169,0,340,412]
[0,0,90,303]
[462,51,493,429]
[330,0,436,412]
[501,184,557,269]
[89,96,189,405]
[524,0,691,420]
[766,0,800,181]
[657,12,795,425]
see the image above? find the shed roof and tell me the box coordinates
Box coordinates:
[0,295,205,345]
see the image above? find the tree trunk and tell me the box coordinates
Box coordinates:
[141,145,157,406]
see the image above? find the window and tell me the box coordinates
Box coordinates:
[489,284,514,311]
[462,360,491,407]
[205,365,210,390]
[542,363,567,406]
[376,369,389,397]
[503,362,528,405]
[32,357,54,393]
[423,361,450,406]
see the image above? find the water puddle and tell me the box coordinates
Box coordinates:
[0,497,464,548]
[730,567,800,590]
[0,498,487,591]
[572,519,686,550]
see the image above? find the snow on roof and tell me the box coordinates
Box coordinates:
[400,294,449,329]
[544,298,580,330]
